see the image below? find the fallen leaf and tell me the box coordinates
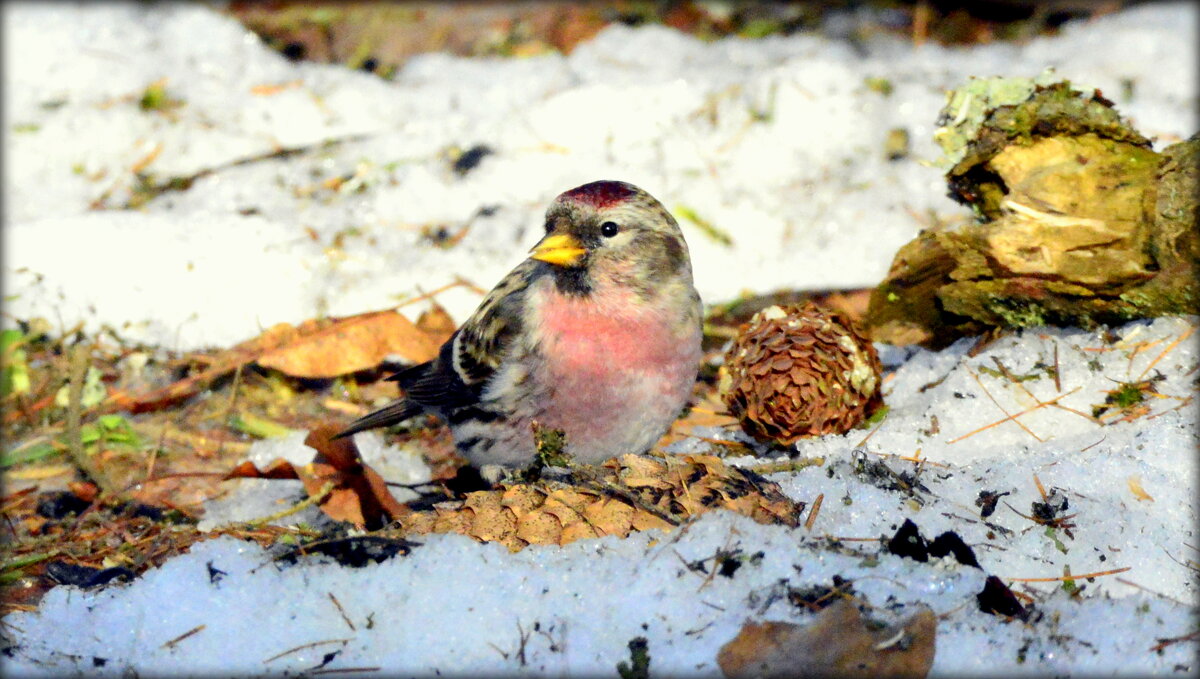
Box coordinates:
[717,599,936,679]
[415,302,457,346]
[300,424,408,529]
[221,424,407,529]
[110,322,297,413]
[223,458,300,480]
[111,308,444,413]
[258,311,440,379]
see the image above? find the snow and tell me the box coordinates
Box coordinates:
[2,2,1197,677]
[6,322,1196,678]
[4,2,1196,350]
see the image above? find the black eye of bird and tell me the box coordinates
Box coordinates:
[600,221,620,238]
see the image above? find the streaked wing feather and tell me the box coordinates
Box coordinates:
[335,260,535,438]
[332,399,423,439]
[450,260,533,387]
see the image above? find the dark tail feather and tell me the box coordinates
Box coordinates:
[332,400,422,439]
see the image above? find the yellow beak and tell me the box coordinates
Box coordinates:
[529,233,587,267]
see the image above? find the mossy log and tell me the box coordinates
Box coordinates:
[866,78,1199,347]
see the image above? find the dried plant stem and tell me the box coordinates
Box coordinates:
[948,386,1080,444]
[747,457,826,475]
[804,493,824,531]
[246,481,334,528]
[1005,566,1129,582]
[64,342,108,491]
[1137,325,1195,381]
[970,369,1044,442]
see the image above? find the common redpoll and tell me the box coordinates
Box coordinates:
[337,180,703,469]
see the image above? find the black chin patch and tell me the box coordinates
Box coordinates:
[553,267,592,296]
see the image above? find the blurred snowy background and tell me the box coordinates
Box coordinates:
[4,1,1195,349]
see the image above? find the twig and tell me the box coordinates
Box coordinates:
[64,343,102,488]
[853,418,886,448]
[246,481,335,528]
[1052,342,1062,392]
[264,639,350,664]
[1149,630,1200,653]
[1005,566,1129,582]
[948,387,1080,444]
[216,363,245,460]
[146,423,169,482]
[161,624,206,649]
[1115,578,1190,606]
[1033,475,1048,503]
[1004,502,1076,527]
[804,493,823,531]
[993,358,1098,424]
[869,449,950,469]
[328,592,356,631]
[969,369,1044,442]
[567,462,680,527]
[746,457,825,475]
[396,277,482,309]
[1137,325,1195,381]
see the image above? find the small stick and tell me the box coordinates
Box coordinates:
[1149,630,1200,653]
[1033,475,1048,503]
[948,387,1080,444]
[161,624,206,649]
[246,481,335,528]
[1126,338,1162,377]
[567,461,680,527]
[853,418,886,448]
[969,369,1044,442]
[1137,325,1196,381]
[747,457,825,475]
[215,363,245,459]
[396,278,481,309]
[146,423,168,482]
[1005,566,1129,582]
[263,639,350,664]
[1115,578,1189,606]
[804,493,823,531]
[1052,342,1062,392]
[64,343,102,488]
[328,592,356,631]
[994,358,1097,424]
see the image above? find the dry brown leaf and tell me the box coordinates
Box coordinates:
[415,302,457,346]
[110,308,443,413]
[258,310,440,379]
[223,458,301,480]
[220,424,406,529]
[300,424,408,529]
[717,599,936,679]
[110,323,297,413]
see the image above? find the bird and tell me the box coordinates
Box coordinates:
[336,180,703,470]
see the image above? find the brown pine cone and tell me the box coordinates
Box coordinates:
[721,302,884,445]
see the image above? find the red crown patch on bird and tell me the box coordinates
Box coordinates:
[559,180,638,208]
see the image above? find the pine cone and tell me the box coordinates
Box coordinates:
[395,454,803,551]
[721,303,884,445]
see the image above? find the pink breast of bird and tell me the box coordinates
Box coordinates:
[531,285,699,459]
